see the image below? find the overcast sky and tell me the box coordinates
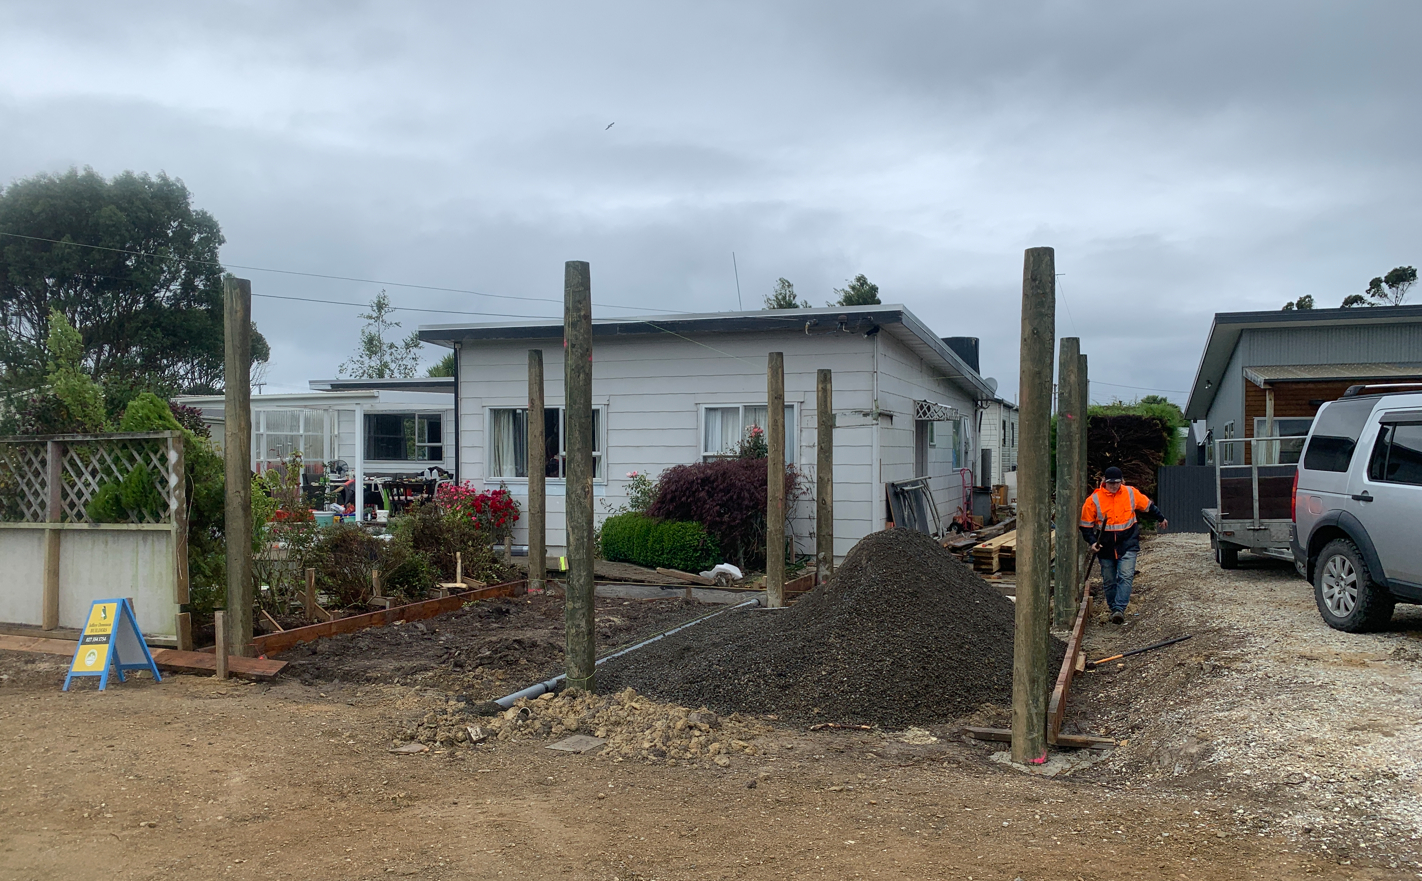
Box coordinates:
[2,2,1418,404]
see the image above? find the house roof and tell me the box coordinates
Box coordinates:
[1242,362,1422,386]
[1184,305,1422,419]
[308,377,454,394]
[418,304,995,399]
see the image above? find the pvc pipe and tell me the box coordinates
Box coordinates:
[492,598,760,709]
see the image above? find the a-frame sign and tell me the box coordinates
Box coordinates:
[64,599,163,691]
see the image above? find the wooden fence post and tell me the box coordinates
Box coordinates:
[42,439,62,631]
[816,368,834,586]
[1053,338,1082,627]
[1012,247,1055,764]
[1078,353,1091,579]
[563,261,596,692]
[527,349,546,595]
[224,276,254,657]
[766,352,786,608]
[304,567,317,621]
[214,610,229,680]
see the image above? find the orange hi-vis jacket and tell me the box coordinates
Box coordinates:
[1078,484,1164,558]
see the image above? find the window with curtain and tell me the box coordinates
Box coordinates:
[488,407,602,479]
[254,408,329,471]
[701,404,796,462]
[364,413,444,461]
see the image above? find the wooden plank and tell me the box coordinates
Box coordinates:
[964,726,1114,750]
[0,634,78,655]
[655,567,716,586]
[151,649,286,681]
[251,580,526,656]
[1047,581,1093,744]
[260,609,285,632]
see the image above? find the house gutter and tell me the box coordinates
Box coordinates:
[492,598,760,708]
[871,331,882,528]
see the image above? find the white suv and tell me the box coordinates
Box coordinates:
[1292,385,1422,632]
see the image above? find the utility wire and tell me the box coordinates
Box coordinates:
[0,231,696,315]
[1090,379,1188,395]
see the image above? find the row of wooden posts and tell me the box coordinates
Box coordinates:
[1013,246,1093,763]
[215,264,837,689]
[221,253,1080,765]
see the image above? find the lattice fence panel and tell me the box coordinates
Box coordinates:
[0,432,178,524]
[914,399,958,422]
[0,440,50,523]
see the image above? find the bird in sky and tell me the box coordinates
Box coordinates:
[605,122,615,130]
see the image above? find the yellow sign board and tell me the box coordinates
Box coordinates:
[64,599,162,691]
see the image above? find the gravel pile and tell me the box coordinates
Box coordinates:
[597,528,1063,727]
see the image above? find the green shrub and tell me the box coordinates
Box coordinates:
[87,464,165,522]
[600,512,721,573]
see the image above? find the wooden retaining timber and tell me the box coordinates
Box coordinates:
[1047,580,1092,744]
[151,649,286,681]
[252,579,527,657]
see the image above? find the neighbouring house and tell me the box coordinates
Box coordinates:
[1184,305,1422,464]
[176,376,455,515]
[979,397,1019,491]
[418,304,996,562]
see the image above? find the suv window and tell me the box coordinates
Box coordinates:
[1368,414,1422,486]
[1302,397,1376,473]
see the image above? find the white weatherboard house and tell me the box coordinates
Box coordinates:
[419,305,995,562]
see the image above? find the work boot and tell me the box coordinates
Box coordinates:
[1110,610,1125,625]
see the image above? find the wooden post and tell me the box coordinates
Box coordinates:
[1078,353,1092,588]
[214,610,229,680]
[371,569,381,599]
[563,261,596,692]
[1264,386,1276,465]
[1053,338,1083,628]
[170,432,190,614]
[42,439,62,631]
[176,612,193,653]
[304,567,316,621]
[766,352,786,608]
[816,368,834,586]
[224,276,254,657]
[1012,247,1055,764]
[527,349,547,595]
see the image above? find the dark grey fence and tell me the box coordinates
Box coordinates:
[1155,465,1216,533]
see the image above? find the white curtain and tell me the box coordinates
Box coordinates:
[704,407,740,457]
[490,409,528,477]
[742,405,795,463]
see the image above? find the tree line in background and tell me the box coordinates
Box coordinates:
[0,167,270,432]
[1283,265,1416,311]
[763,274,882,309]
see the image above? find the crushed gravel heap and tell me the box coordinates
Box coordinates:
[597,528,1064,727]
[392,688,769,765]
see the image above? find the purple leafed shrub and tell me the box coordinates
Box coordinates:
[646,458,799,569]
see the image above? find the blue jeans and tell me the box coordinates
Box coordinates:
[1099,549,1138,613]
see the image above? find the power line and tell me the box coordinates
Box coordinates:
[1090,379,1188,395]
[0,231,697,315]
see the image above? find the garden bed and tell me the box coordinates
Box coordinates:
[278,593,716,698]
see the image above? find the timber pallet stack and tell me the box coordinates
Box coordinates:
[969,528,1055,574]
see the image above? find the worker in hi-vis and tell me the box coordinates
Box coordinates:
[1078,466,1168,624]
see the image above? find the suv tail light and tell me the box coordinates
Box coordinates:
[1291,468,1299,523]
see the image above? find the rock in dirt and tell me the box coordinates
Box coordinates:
[597,528,1066,727]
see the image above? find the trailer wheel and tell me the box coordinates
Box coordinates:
[1215,544,1239,570]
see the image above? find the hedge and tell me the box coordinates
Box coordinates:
[600,512,721,573]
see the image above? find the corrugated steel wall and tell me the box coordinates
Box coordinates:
[1156,465,1217,533]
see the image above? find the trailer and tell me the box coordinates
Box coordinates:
[1202,436,1300,569]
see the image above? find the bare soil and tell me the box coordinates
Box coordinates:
[279,594,717,698]
[1,533,1417,879]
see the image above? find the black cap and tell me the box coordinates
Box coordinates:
[1103,466,1124,481]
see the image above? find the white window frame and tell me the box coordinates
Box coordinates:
[363,412,444,463]
[253,407,330,473]
[485,405,605,482]
[699,403,797,464]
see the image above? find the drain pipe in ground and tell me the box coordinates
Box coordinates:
[493,597,760,709]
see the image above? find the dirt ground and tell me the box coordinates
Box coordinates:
[2,534,1419,879]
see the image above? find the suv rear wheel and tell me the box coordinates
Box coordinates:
[1314,538,1394,632]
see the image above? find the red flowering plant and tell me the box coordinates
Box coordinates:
[435,481,520,540]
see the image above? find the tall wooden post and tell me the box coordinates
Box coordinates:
[527,350,547,595]
[223,276,254,657]
[1012,247,1055,764]
[42,439,62,630]
[563,261,596,691]
[171,432,192,649]
[815,368,834,586]
[766,352,786,608]
[1053,338,1083,627]
[1078,354,1092,585]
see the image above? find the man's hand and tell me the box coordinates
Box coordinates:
[1090,542,1102,553]
[1159,519,1168,533]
